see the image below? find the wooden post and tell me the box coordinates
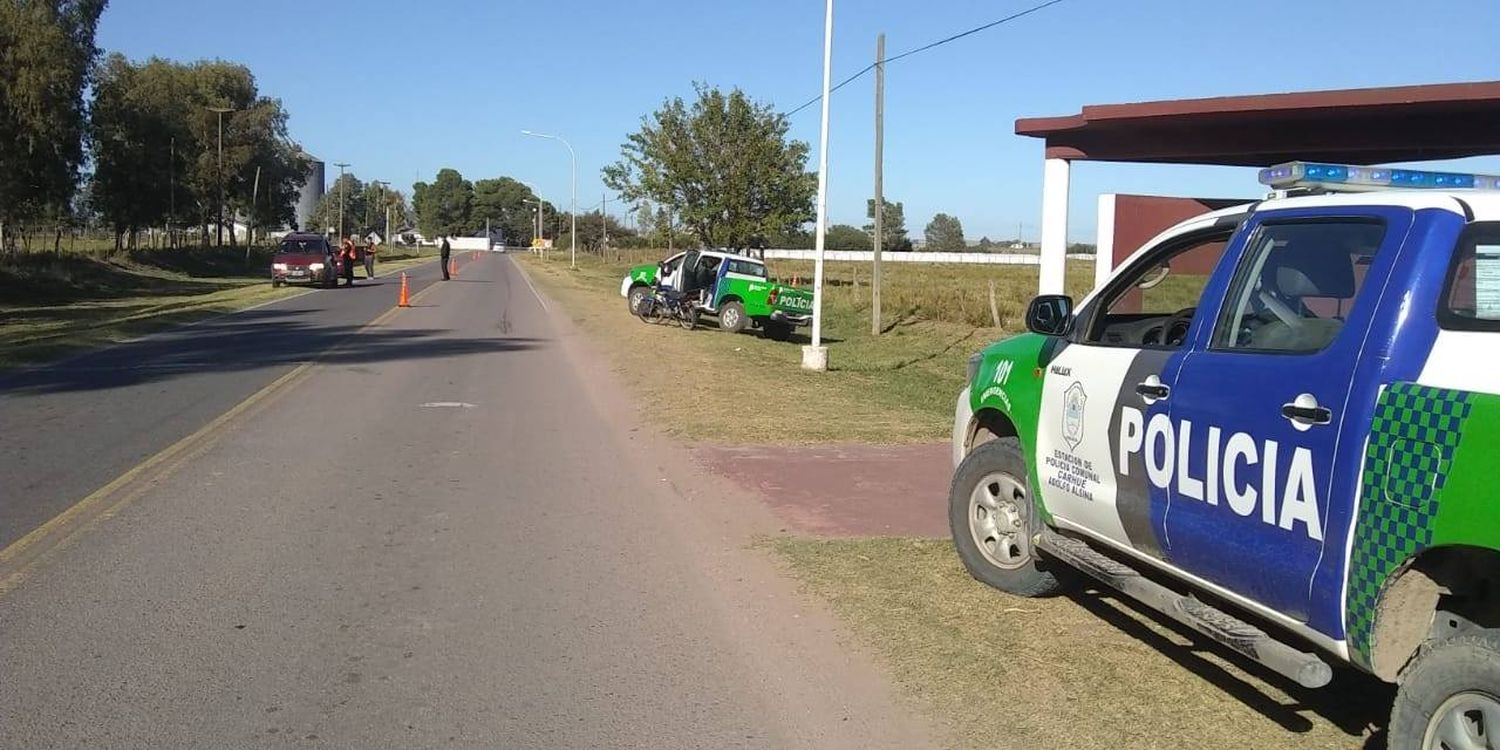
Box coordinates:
[871,32,885,336]
[988,280,1002,328]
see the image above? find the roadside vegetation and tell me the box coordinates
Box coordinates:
[771,537,1385,750]
[516,248,1091,442]
[0,245,438,369]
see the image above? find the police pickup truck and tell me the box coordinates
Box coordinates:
[951,161,1500,747]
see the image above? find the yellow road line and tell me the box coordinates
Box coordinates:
[0,277,446,594]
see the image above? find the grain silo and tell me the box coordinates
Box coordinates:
[296,155,325,232]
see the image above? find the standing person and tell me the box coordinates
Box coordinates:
[364,236,378,279]
[341,236,357,286]
[440,236,451,281]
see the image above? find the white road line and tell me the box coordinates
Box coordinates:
[510,257,550,313]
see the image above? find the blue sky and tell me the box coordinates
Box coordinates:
[97,0,1500,242]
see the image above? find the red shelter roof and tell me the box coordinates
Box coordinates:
[1016,81,1500,167]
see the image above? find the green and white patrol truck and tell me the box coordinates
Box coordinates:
[619,250,814,340]
[951,161,1500,747]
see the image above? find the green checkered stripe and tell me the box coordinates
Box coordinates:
[1346,383,1473,666]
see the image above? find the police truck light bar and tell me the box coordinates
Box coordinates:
[1258,161,1500,193]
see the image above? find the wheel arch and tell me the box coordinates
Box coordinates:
[1369,544,1500,682]
[964,407,1020,458]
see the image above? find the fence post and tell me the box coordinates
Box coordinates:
[988,280,1001,328]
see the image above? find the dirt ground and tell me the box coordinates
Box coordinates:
[694,442,952,537]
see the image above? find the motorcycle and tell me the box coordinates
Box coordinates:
[635,285,699,330]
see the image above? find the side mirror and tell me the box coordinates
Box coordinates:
[1025,294,1074,337]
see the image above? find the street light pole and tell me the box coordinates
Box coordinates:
[333,162,350,241]
[522,130,577,270]
[207,106,235,247]
[803,0,835,372]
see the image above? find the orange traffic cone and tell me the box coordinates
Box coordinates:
[398,272,410,307]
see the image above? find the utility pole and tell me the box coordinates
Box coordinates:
[169,137,175,249]
[872,32,886,337]
[601,192,608,251]
[334,162,350,240]
[803,0,835,372]
[247,165,260,263]
[207,106,235,247]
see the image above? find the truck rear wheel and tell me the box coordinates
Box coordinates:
[949,438,1070,597]
[762,320,793,341]
[1391,630,1500,750]
[719,301,748,333]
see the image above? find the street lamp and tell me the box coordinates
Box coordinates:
[521,130,577,270]
[520,180,544,253]
[333,162,351,241]
[206,105,236,247]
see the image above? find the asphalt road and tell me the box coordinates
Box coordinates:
[0,254,929,748]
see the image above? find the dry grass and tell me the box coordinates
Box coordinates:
[770,537,1389,750]
[516,250,1090,443]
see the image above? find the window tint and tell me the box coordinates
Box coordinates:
[725,259,766,278]
[1083,231,1233,348]
[1212,220,1384,353]
[278,238,328,253]
[1442,223,1500,330]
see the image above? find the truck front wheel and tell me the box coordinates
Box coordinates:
[719,301,748,333]
[1391,630,1500,750]
[949,438,1070,597]
[627,285,650,316]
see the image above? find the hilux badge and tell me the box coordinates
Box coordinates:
[1063,381,1087,451]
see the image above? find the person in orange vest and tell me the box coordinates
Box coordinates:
[340,236,358,286]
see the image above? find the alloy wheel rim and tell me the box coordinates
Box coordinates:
[1425,692,1500,750]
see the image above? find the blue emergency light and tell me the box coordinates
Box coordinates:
[1258,161,1500,192]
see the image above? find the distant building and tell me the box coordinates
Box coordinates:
[295,154,324,231]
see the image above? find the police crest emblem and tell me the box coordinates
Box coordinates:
[1063,381,1087,451]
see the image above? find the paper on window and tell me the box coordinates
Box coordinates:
[1476,245,1500,319]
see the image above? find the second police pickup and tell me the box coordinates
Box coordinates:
[951,161,1500,747]
[620,250,815,340]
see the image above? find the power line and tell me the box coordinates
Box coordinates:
[783,0,1068,118]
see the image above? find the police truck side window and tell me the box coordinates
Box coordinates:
[1441,224,1500,329]
[1212,220,1385,353]
[1085,231,1232,348]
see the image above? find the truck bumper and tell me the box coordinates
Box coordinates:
[770,310,812,326]
[619,276,633,298]
[952,386,973,469]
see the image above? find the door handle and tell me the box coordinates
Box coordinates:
[1281,393,1332,429]
[1135,382,1170,400]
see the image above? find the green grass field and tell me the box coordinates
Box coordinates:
[516,249,1092,443]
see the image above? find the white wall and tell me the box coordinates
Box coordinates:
[763,249,1094,265]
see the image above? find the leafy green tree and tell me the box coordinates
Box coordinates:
[863,199,911,251]
[825,224,871,252]
[307,172,366,238]
[977,236,994,251]
[603,83,815,250]
[924,213,966,251]
[89,55,306,248]
[0,0,107,246]
[555,211,635,253]
[471,177,547,245]
[413,168,473,238]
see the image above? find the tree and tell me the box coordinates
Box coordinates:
[307,172,366,237]
[556,211,635,253]
[470,177,546,245]
[413,168,473,238]
[603,83,815,250]
[89,55,307,249]
[924,213,966,251]
[863,198,911,251]
[0,0,108,246]
[1067,242,1097,255]
[977,236,994,251]
[825,224,871,252]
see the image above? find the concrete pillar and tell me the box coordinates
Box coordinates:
[1038,157,1071,296]
[1095,193,1117,292]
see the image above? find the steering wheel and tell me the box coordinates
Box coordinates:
[1161,307,1196,347]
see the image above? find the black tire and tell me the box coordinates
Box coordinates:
[719,301,749,333]
[627,285,650,316]
[678,306,698,331]
[949,438,1070,597]
[1390,630,1500,749]
[635,295,662,324]
[271,279,282,288]
[763,320,793,341]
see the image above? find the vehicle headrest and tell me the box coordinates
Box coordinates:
[1266,248,1356,298]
